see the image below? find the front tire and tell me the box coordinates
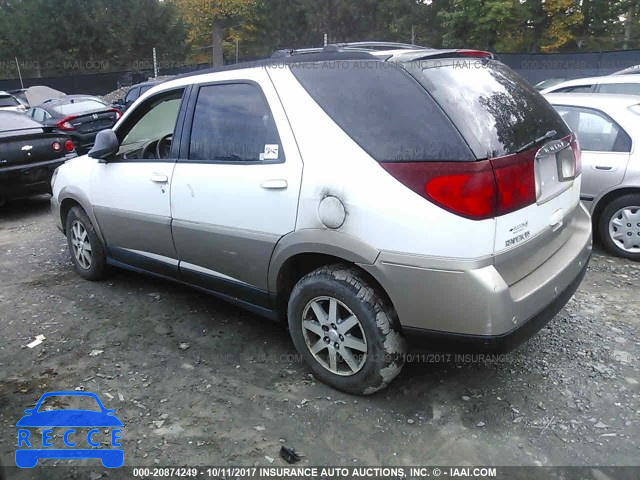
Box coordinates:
[65,206,109,280]
[599,194,640,261]
[287,265,406,395]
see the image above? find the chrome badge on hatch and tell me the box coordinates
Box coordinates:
[536,139,570,157]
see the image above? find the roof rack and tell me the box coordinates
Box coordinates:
[272,41,429,58]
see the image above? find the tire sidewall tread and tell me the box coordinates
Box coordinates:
[65,206,109,281]
[598,194,640,261]
[288,264,406,395]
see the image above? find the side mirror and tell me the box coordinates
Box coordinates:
[89,129,119,161]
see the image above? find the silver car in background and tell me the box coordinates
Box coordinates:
[546,93,640,261]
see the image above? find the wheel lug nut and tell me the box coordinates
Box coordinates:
[334,342,340,349]
[324,337,330,343]
[339,335,344,341]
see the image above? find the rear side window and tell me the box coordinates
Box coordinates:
[188,83,283,162]
[408,60,572,158]
[555,85,593,93]
[598,83,640,95]
[553,105,632,153]
[291,61,474,162]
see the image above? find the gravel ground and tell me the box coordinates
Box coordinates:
[0,196,638,478]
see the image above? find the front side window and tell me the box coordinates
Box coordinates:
[188,83,283,162]
[598,83,640,95]
[554,105,631,153]
[115,88,185,160]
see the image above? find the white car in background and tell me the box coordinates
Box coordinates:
[546,93,640,261]
[0,91,27,113]
[541,75,640,96]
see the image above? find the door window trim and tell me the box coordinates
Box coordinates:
[178,80,286,165]
[108,86,190,164]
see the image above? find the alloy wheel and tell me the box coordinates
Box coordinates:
[71,220,92,269]
[301,296,368,376]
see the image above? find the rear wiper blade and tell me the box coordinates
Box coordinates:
[516,130,557,154]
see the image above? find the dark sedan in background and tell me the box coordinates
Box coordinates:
[0,112,76,207]
[27,96,121,154]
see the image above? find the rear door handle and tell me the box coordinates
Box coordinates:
[594,166,613,171]
[151,174,169,183]
[261,179,288,190]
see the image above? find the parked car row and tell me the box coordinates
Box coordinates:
[0,82,156,206]
[26,96,121,154]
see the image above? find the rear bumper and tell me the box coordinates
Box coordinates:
[361,203,592,351]
[0,156,72,200]
[402,259,588,352]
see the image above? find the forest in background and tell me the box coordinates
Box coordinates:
[0,0,639,78]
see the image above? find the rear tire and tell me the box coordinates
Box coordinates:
[65,206,109,280]
[598,194,640,261]
[287,265,406,395]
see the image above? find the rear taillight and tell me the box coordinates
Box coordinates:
[56,117,76,131]
[64,139,75,152]
[381,152,537,221]
[491,153,536,216]
[424,164,497,219]
[51,141,62,152]
[111,109,122,120]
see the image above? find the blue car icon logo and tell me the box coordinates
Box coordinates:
[16,391,123,468]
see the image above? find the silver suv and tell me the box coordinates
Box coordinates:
[51,44,592,394]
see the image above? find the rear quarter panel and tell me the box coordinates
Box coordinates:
[267,67,496,260]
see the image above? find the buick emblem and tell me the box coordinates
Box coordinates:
[537,140,569,157]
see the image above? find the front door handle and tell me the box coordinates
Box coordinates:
[151,174,169,183]
[594,165,613,171]
[261,179,288,190]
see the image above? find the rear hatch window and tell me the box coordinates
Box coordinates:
[405,59,571,159]
[0,95,20,107]
[290,61,474,162]
[51,99,107,116]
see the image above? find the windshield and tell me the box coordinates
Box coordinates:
[407,60,571,158]
[51,99,106,116]
[37,395,102,412]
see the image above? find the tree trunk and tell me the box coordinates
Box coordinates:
[624,3,636,50]
[212,17,224,67]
